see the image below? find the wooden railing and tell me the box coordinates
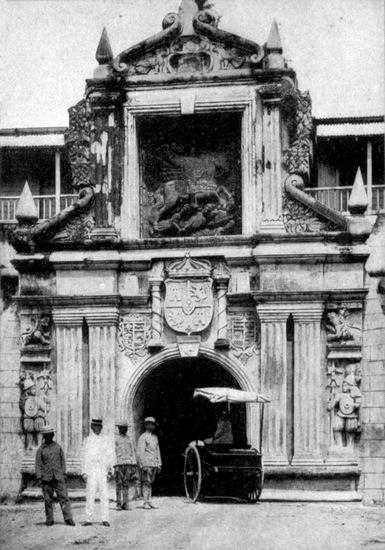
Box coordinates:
[0,194,77,223]
[305,185,385,214]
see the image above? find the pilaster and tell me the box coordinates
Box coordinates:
[256,304,290,465]
[52,309,84,460]
[259,90,285,233]
[291,303,324,466]
[86,308,119,439]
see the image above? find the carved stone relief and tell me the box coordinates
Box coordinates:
[164,254,213,335]
[282,195,339,234]
[325,307,361,344]
[126,36,254,76]
[140,115,241,238]
[228,311,260,365]
[19,369,53,452]
[326,361,362,452]
[117,314,151,362]
[20,315,51,347]
[64,99,92,190]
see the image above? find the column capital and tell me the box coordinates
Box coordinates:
[291,302,324,322]
[85,307,119,326]
[256,303,291,322]
[52,309,84,326]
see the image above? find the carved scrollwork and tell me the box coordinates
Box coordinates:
[65,99,92,189]
[282,89,313,177]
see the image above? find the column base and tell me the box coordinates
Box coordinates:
[326,446,358,466]
[291,456,324,467]
[259,219,286,234]
[264,456,290,467]
[90,226,119,243]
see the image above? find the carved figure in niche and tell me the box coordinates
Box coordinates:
[20,316,51,347]
[325,308,360,343]
[327,374,362,450]
[19,371,51,451]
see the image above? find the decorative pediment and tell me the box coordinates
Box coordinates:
[113,0,264,76]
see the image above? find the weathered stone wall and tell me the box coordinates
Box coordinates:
[360,274,385,504]
[0,303,23,500]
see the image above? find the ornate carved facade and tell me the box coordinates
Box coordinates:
[4,0,375,501]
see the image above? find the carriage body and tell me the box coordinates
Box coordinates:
[184,443,263,502]
[184,387,269,502]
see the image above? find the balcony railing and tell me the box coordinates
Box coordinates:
[0,194,77,223]
[305,185,385,214]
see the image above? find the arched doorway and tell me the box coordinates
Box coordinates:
[132,356,247,495]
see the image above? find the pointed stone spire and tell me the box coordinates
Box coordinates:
[347,167,373,237]
[267,19,282,51]
[16,181,38,224]
[265,19,284,69]
[348,167,369,215]
[96,28,113,65]
[94,28,113,79]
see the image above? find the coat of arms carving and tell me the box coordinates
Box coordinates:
[228,312,260,364]
[164,254,213,335]
[117,314,151,362]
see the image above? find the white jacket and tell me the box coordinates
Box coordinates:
[81,433,115,475]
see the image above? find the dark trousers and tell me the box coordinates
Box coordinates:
[42,479,72,523]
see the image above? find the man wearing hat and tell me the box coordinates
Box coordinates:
[137,417,162,510]
[81,419,115,526]
[114,420,138,510]
[35,425,75,526]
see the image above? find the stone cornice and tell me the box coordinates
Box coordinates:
[253,289,368,303]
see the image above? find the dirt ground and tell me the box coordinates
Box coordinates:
[1,498,385,550]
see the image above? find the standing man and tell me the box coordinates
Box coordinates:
[137,416,162,510]
[35,425,75,526]
[81,419,115,527]
[114,420,138,510]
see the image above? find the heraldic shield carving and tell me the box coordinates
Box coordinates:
[164,254,214,335]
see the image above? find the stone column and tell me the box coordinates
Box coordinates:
[53,310,84,460]
[291,304,324,466]
[259,94,285,233]
[257,304,289,465]
[148,278,164,350]
[214,263,230,349]
[86,308,119,439]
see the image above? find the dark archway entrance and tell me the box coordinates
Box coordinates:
[132,357,246,495]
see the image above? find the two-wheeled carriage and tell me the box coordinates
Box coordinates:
[184,387,270,503]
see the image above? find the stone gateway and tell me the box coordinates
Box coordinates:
[1,0,384,504]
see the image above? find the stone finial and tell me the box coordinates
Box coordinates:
[265,19,284,69]
[347,167,372,237]
[267,19,282,51]
[94,28,113,79]
[348,167,369,216]
[15,181,38,224]
[96,28,113,65]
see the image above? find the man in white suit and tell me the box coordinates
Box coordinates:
[81,418,115,526]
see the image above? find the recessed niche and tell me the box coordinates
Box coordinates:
[138,112,242,238]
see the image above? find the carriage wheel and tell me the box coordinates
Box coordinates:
[247,470,263,503]
[184,446,202,502]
